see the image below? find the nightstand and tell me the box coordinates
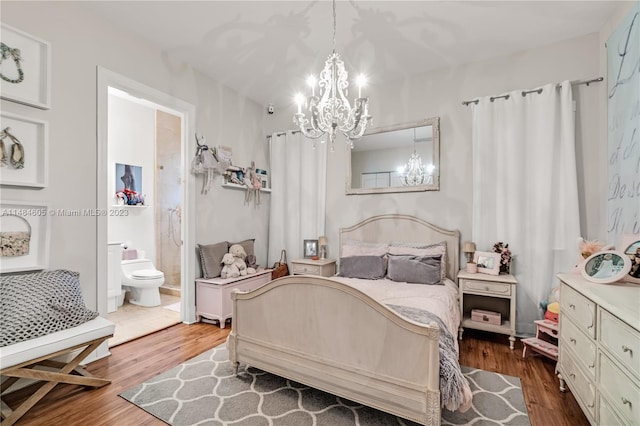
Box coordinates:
[290,258,336,277]
[458,270,518,349]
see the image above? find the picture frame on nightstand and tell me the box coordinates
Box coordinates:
[473,251,501,276]
[303,239,318,258]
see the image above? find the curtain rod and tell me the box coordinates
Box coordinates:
[461,77,603,106]
[266,129,302,139]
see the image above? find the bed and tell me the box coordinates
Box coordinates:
[228,214,471,425]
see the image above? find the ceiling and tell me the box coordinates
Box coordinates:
[81,1,622,109]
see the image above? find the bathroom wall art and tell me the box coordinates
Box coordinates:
[0,23,51,109]
[115,163,144,205]
[0,112,49,188]
[0,200,50,273]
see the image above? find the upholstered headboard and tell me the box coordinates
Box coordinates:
[339,214,461,281]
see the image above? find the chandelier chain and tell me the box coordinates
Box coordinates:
[332,0,337,54]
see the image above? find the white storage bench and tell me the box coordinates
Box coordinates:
[1,269,115,426]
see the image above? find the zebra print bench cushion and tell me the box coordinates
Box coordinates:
[0,270,98,347]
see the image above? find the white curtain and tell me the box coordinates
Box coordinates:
[471,81,581,335]
[268,131,327,266]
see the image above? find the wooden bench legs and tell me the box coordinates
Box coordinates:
[1,335,112,426]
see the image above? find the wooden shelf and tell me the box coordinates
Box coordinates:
[111,204,149,208]
[222,183,271,193]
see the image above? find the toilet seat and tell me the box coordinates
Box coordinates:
[131,269,164,280]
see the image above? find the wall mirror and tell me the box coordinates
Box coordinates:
[346,117,440,194]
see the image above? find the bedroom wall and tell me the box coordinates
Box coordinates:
[0,2,268,309]
[266,32,604,268]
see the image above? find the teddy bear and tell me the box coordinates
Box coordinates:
[229,243,256,275]
[220,252,240,279]
[572,237,614,274]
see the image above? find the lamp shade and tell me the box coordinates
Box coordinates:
[463,241,476,252]
[318,236,328,246]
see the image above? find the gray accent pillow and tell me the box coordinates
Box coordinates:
[0,270,99,347]
[338,256,387,279]
[197,241,228,278]
[229,239,255,258]
[387,254,443,285]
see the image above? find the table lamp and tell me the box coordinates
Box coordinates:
[463,241,476,264]
[318,236,328,259]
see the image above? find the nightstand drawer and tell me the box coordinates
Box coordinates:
[461,279,511,296]
[292,263,321,275]
[599,308,640,378]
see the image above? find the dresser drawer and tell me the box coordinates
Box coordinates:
[599,308,640,379]
[560,317,596,378]
[559,349,596,419]
[599,394,629,426]
[560,284,596,339]
[599,352,640,425]
[292,263,321,275]
[461,279,511,296]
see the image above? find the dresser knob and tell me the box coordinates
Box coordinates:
[569,373,575,379]
[484,286,489,291]
[621,397,632,408]
[588,363,595,369]
[569,304,575,309]
[622,345,633,355]
[570,338,576,344]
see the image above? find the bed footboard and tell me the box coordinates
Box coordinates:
[229,276,441,426]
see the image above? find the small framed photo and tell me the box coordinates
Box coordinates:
[581,250,631,284]
[303,239,318,258]
[0,23,51,109]
[474,251,501,276]
[619,234,640,284]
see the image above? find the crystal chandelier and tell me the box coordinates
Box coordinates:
[293,0,371,150]
[400,128,433,186]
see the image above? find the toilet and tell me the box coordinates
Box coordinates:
[121,258,165,307]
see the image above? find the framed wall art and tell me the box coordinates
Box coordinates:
[581,250,631,284]
[0,23,51,109]
[0,200,51,273]
[473,251,501,276]
[0,112,49,188]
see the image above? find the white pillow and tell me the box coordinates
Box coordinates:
[342,240,388,257]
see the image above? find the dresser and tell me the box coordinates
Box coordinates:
[458,270,518,349]
[556,273,640,425]
[290,258,336,277]
[196,268,272,329]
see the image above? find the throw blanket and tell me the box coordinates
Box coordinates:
[387,304,472,412]
[0,270,98,347]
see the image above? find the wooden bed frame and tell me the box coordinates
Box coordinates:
[228,214,460,425]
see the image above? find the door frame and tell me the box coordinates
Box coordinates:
[96,67,197,323]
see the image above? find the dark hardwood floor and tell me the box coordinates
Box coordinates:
[3,324,588,426]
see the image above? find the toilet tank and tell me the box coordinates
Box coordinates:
[122,258,156,275]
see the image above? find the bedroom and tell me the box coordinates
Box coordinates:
[0,1,638,425]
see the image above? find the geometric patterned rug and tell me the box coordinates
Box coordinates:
[120,345,530,425]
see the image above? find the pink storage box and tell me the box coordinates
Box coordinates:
[471,309,501,325]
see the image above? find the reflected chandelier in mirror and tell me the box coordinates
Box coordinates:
[346,117,440,194]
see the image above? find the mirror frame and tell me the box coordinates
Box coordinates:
[346,117,440,195]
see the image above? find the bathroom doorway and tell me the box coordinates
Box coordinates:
[96,68,197,347]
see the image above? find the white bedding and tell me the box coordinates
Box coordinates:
[333,276,461,350]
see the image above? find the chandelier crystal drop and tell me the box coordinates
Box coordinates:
[293,0,371,150]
